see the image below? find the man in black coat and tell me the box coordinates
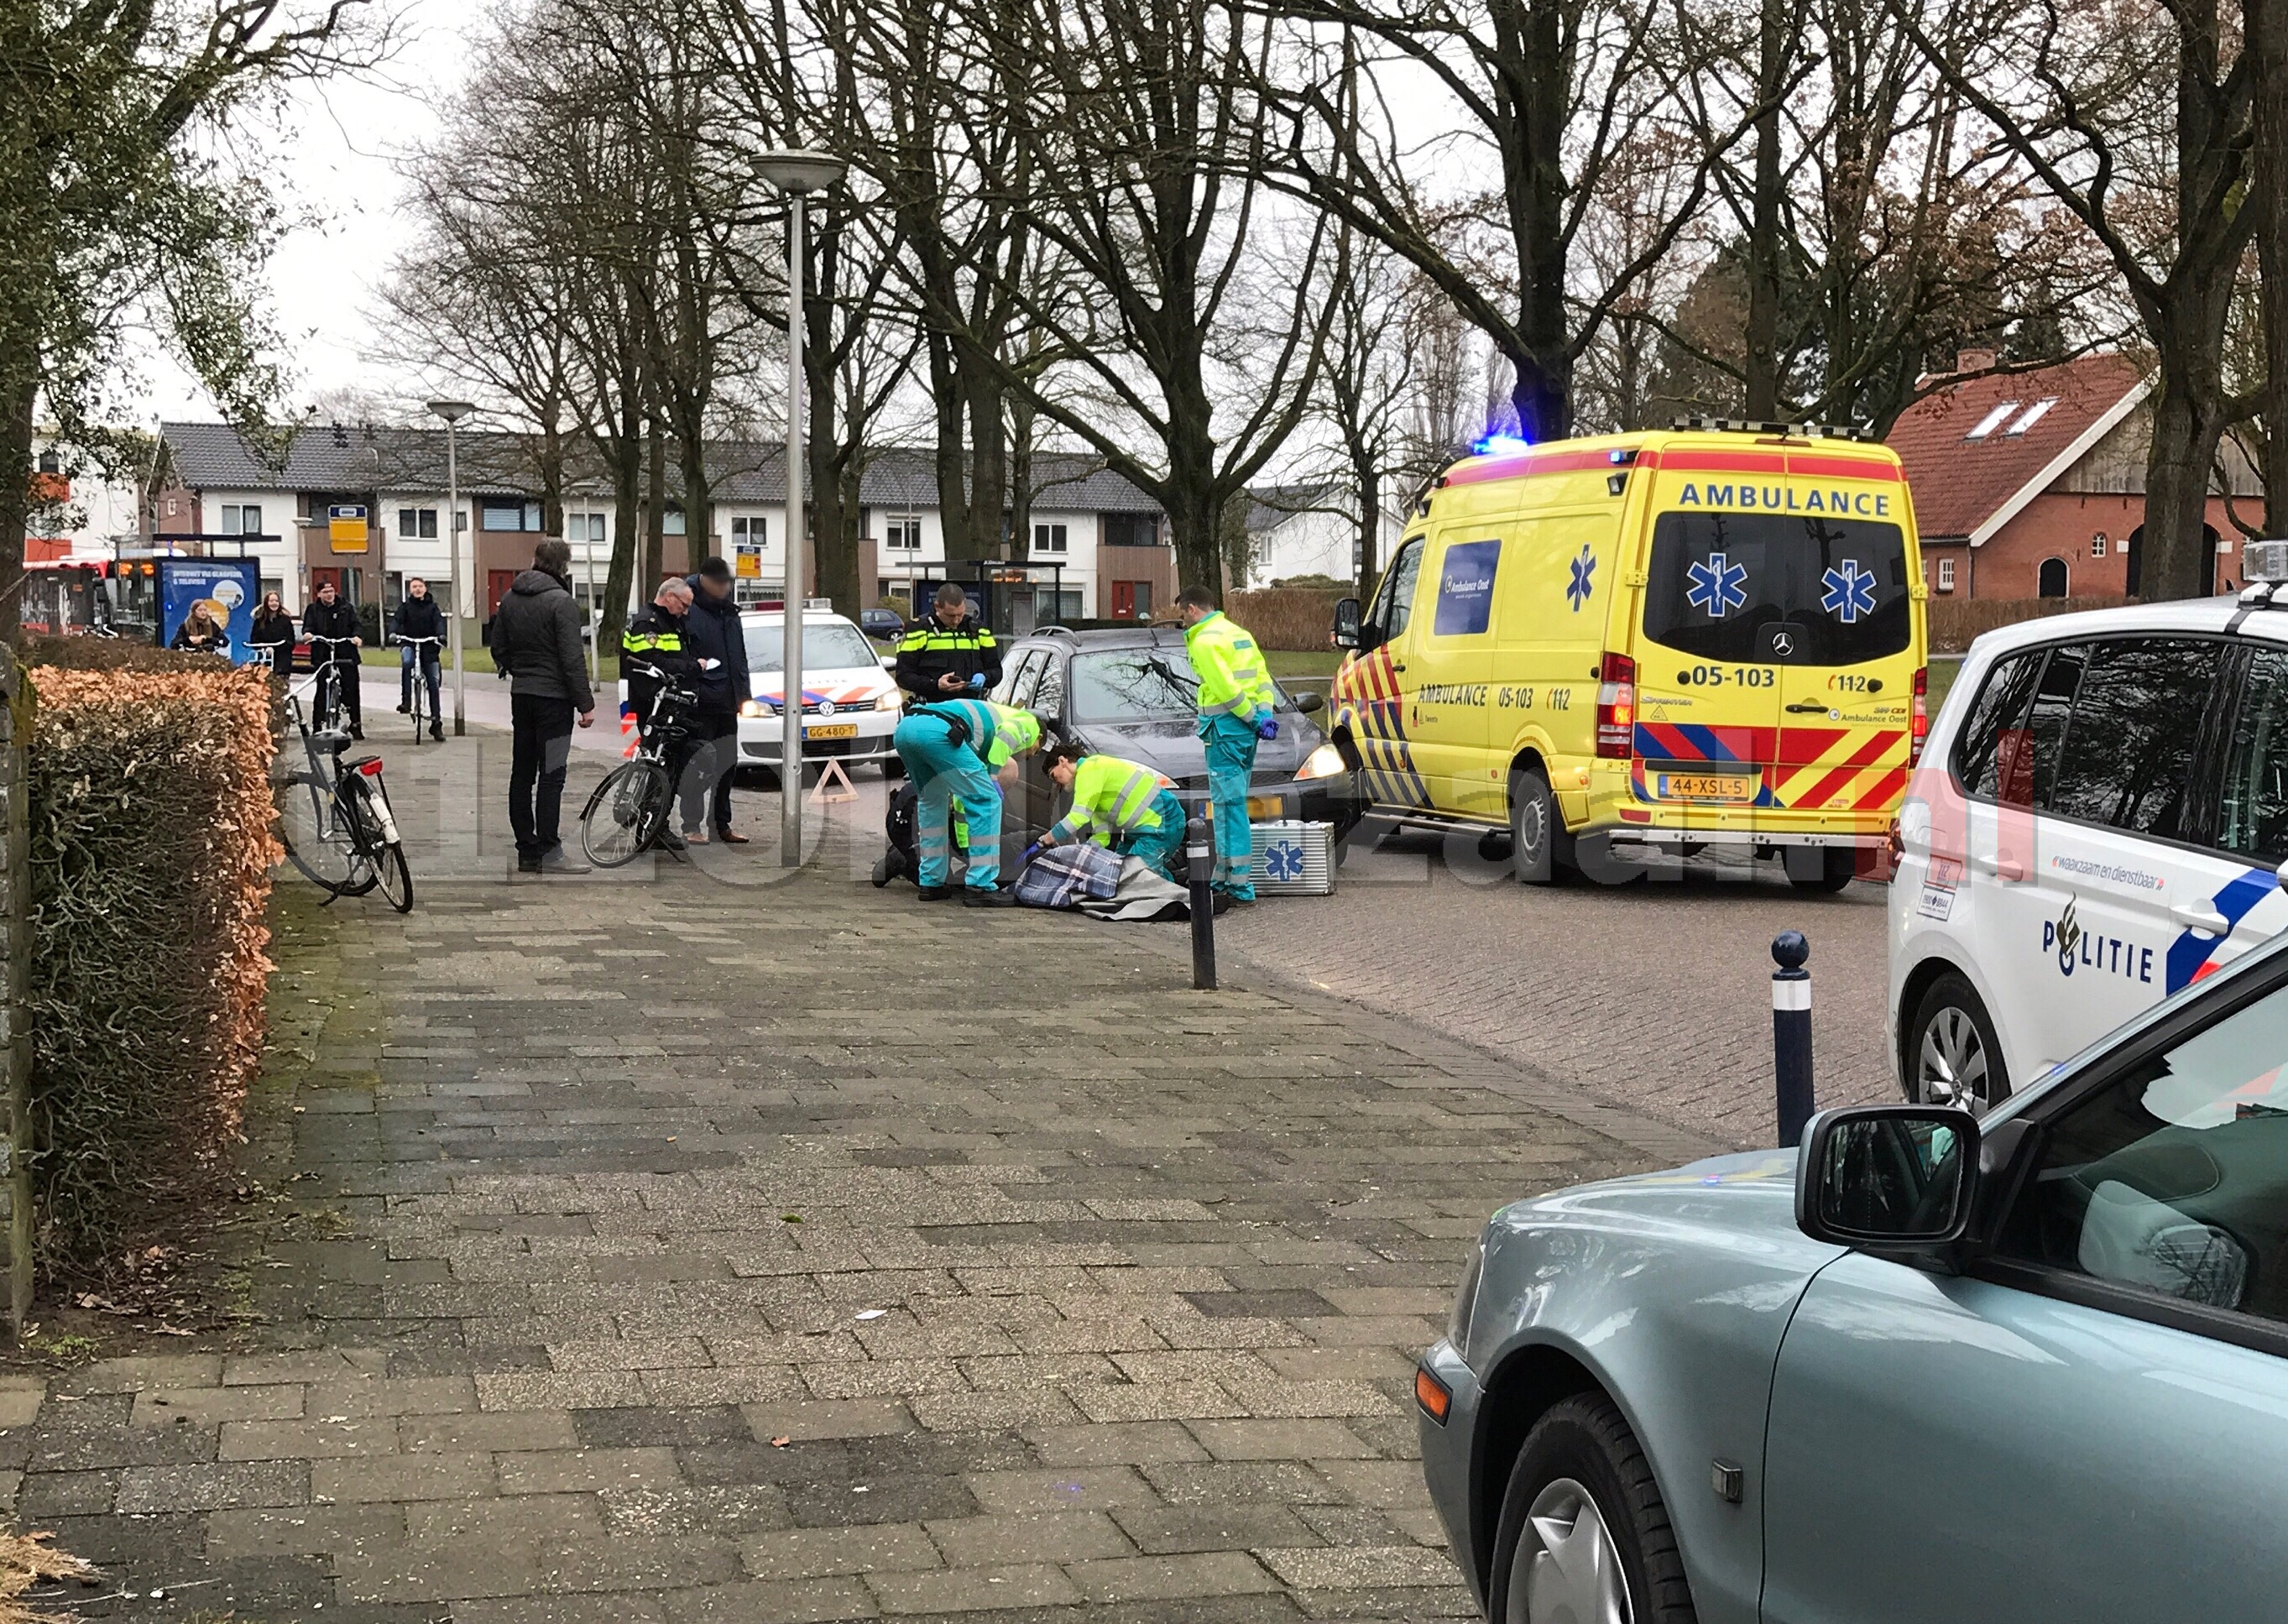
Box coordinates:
[490,540,597,874]
[894,582,1001,703]
[679,556,752,844]
[300,578,365,739]
[391,577,447,739]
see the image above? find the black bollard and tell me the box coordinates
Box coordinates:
[1773,930,1813,1147]
[1186,815,1217,991]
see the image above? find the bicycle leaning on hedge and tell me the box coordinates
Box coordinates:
[577,659,700,868]
[274,661,415,911]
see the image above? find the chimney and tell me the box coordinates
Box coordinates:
[1956,347,1998,374]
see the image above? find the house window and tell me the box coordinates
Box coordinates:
[397,507,439,540]
[1964,401,2020,440]
[220,504,263,535]
[2039,557,2069,598]
[1104,514,1161,548]
[1033,522,1069,555]
[731,515,766,547]
[662,507,687,536]
[35,449,58,476]
[2091,533,2108,559]
[885,516,922,551]
[2006,398,2060,435]
[1937,556,1956,593]
[480,501,539,531]
[566,512,606,546]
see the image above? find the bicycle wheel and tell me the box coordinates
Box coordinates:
[372,839,414,911]
[581,760,671,868]
[276,770,358,893]
[336,775,388,896]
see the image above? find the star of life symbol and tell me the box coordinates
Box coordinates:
[1685,552,1748,618]
[1567,544,1596,612]
[1265,841,1304,881]
[1820,558,1878,624]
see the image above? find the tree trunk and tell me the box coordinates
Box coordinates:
[961,358,1007,555]
[600,413,642,656]
[0,371,34,647]
[1355,462,1382,602]
[676,433,713,565]
[539,415,567,538]
[2254,0,2288,528]
[644,425,666,584]
[2142,380,2226,599]
[1009,389,1034,567]
[926,326,973,562]
[1166,480,1222,608]
[1743,0,1790,418]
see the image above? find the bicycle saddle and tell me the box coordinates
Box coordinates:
[312,728,354,755]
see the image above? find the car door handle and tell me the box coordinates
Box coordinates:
[2171,904,2232,934]
[1389,660,1406,673]
[1784,701,1830,713]
[1971,851,2026,881]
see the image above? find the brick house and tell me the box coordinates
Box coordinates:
[1886,352,2258,600]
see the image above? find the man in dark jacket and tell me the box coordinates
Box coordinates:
[679,557,751,844]
[391,577,447,739]
[300,578,365,739]
[490,540,597,874]
[894,582,1001,703]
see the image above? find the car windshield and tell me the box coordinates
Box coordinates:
[1068,649,1286,722]
[744,621,880,673]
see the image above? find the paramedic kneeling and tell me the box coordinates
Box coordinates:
[1039,742,1186,883]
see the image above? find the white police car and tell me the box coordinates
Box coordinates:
[737,609,904,777]
[1892,551,2288,1110]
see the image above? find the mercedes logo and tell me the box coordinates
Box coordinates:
[1770,630,1796,659]
[817,698,837,717]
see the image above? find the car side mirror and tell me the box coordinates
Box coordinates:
[1292,690,1325,714]
[1796,1105,1980,1251]
[1333,597,1361,650]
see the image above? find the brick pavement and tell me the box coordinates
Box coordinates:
[0,732,1688,1621]
[1217,823,1899,1147]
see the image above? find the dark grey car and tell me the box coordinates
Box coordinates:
[990,626,1364,847]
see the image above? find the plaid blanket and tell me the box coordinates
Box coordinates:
[1014,841,1125,907]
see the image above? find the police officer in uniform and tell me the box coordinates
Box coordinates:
[620,577,702,853]
[896,582,1002,703]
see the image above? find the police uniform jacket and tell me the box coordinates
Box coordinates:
[895,613,1002,702]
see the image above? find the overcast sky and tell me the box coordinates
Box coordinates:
[142,1,464,423]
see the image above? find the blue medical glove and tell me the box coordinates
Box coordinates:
[968,672,987,689]
[1020,841,1043,866]
[1254,716,1278,740]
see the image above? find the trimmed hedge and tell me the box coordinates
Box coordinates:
[1925,593,2136,654]
[1227,587,1345,651]
[21,646,276,1282]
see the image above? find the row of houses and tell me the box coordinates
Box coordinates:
[24,353,2269,619]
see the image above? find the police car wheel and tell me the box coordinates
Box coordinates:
[1507,767,1563,885]
[1909,973,2009,1113]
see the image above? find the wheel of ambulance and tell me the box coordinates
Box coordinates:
[1909,972,2009,1115]
[1785,846,1857,893]
[1507,766,1567,885]
[1486,1393,1697,1624]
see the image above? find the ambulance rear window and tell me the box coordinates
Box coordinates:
[1643,513,1911,665]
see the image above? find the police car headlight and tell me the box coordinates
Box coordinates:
[740,699,771,718]
[1295,744,1345,781]
[875,690,903,712]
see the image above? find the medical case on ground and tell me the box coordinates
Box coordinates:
[1246,819,1336,896]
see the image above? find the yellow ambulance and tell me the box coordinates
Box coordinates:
[1328,422,1929,889]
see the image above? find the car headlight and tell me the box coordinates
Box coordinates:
[875,690,903,712]
[1448,1240,1485,1360]
[740,699,771,718]
[1295,743,1345,781]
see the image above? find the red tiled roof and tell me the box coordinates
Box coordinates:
[1885,353,2147,540]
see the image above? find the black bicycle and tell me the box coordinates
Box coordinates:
[398,634,442,744]
[578,663,697,868]
[274,657,414,911]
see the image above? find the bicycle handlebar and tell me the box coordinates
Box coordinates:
[308,634,359,646]
[396,635,443,646]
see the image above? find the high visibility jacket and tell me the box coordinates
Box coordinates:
[895,613,1001,701]
[1052,754,1175,844]
[909,699,1041,769]
[1184,611,1276,723]
[620,603,698,725]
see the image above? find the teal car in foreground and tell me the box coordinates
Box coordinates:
[1419,932,2288,1623]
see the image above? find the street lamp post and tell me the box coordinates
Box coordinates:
[755,149,848,868]
[426,399,476,736]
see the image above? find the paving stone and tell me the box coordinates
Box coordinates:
[1067,1549,1287,1602]
[1187,1419,1379,1461]
[922,1511,1136,1567]
[205,1502,409,1558]
[861,1561,1083,1614]
[741,1521,944,1580]
[1255,1545,1466,1589]
[661,1577,881,1621]
[495,1446,683,1494]
[131,1386,306,1428]
[117,1460,308,1513]
[1113,1503,1326,1554]
[964,1466,1161,1515]
[1023,1422,1211,1468]
[407,1491,603,1545]
[741,1400,917,1443]
[400,1410,580,1454]
[220,1415,400,1460]
[312,1450,494,1503]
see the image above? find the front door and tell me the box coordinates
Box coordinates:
[487,570,518,619]
[1762,965,2288,1622]
[1331,534,1432,810]
[1403,530,1506,817]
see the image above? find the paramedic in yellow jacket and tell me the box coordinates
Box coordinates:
[1037,741,1186,881]
[1178,586,1277,902]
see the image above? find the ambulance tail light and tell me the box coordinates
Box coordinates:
[1596,652,1636,759]
[1911,666,1929,764]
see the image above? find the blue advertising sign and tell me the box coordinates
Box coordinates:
[1433,539,1502,636]
[158,557,262,664]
